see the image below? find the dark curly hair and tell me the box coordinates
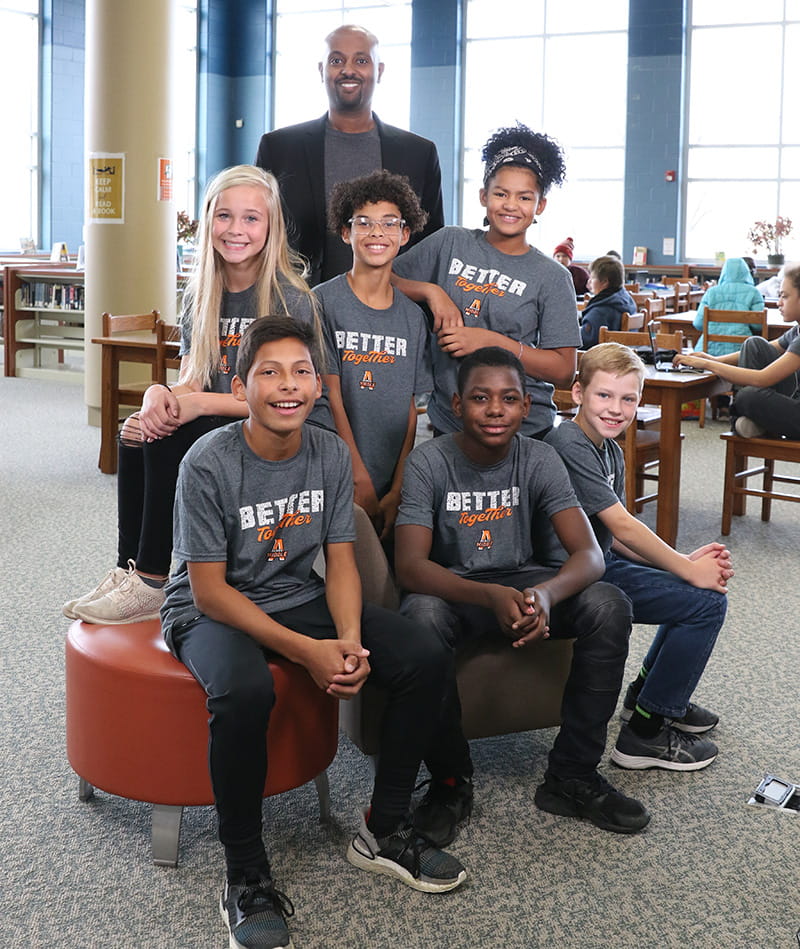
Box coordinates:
[327,170,428,235]
[482,123,566,195]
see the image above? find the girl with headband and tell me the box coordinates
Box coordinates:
[392,123,580,439]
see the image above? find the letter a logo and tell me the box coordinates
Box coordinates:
[268,538,287,561]
[476,529,492,550]
[465,298,482,319]
[359,369,376,390]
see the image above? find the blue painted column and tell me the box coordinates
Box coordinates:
[624,0,685,266]
[410,0,461,225]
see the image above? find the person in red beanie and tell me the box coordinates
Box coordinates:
[554,237,590,296]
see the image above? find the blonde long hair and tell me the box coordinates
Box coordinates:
[181,164,320,388]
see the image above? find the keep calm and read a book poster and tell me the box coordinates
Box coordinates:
[88,154,125,223]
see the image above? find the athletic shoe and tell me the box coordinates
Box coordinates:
[620,683,719,734]
[734,416,766,438]
[61,560,134,620]
[412,777,473,847]
[346,811,466,893]
[220,875,294,949]
[534,770,651,834]
[72,570,165,624]
[611,722,718,771]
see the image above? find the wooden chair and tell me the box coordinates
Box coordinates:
[667,282,691,314]
[696,308,768,428]
[631,291,655,309]
[624,282,640,293]
[643,295,666,324]
[155,319,181,385]
[720,432,800,534]
[620,311,645,332]
[598,327,683,353]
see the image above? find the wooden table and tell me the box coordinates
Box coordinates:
[642,367,728,546]
[92,332,179,475]
[658,312,788,346]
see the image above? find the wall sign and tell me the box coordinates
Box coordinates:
[88,153,125,223]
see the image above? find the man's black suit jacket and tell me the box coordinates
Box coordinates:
[254,113,444,285]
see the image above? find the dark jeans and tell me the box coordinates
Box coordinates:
[733,335,800,439]
[173,596,447,874]
[603,553,726,718]
[401,568,633,782]
[117,416,228,575]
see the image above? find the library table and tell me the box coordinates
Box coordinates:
[641,366,728,546]
[92,332,179,475]
[658,312,788,347]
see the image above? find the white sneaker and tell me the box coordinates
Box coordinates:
[62,560,135,619]
[72,570,165,624]
[734,416,766,438]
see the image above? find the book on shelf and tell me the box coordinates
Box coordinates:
[20,280,85,311]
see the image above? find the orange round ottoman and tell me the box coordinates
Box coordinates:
[65,619,339,866]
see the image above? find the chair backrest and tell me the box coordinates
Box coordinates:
[624,282,640,293]
[701,308,768,353]
[155,319,182,384]
[620,311,645,332]
[598,327,683,351]
[101,310,160,336]
[673,282,691,312]
[644,296,666,321]
[631,291,656,307]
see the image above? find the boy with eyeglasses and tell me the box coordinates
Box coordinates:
[315,169,432,539]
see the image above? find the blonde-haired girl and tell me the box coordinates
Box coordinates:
[64,165,330,624]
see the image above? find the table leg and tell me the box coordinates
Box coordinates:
[654,389,682,546]
[99,348,119,475]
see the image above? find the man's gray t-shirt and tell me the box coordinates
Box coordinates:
[178,282,333,429]
[542,419,625,566]
[316,274,432,496]
[322,125,381,282]
[160,422,355,650]
[393,226,580,436]
[396,433,579,578]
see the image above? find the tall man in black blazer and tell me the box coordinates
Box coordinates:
[254,24,444,285]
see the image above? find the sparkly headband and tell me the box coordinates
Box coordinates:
[484,146,543,183]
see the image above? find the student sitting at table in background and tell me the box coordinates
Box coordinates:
[62,165,330,625]
[578,255,638,349]
[676,262,800,440]
[544,342,732,771]
[315,170,432,541]
[692,257,765,356]
[553,236,590,296]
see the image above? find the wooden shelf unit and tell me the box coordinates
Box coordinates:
[3,265,86,382]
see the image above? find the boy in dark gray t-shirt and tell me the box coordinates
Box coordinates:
[318,170,432,539]
[162,317,465,949]
[395,346,649,847]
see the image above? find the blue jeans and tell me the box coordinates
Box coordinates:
[402,567,633,781]
[603,552,727,718]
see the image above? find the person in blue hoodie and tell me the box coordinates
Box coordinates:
[692,257,765,356]
[579,255,638,349]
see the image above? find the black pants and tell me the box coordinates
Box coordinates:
[117,416,228,575]
[173,596,448,875]
[401,569,633,782]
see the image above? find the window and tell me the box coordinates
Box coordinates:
[685,4,800,262]
[173,1,198,217]
[0,1,39,249]
[463,0,628,259]
[273,2,411,130]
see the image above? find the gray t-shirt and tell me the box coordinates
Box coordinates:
[179,282,334,429]
[778,323,800,357]
[542,419,625,565]
[393,226,580,436]
[322,124,381,282]
[396,432,579,579]
[160,422,355,649]
[316,274,432,497]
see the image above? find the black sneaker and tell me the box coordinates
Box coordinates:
[412,777,474,847]
[220,874,295,949]
[346,811,466,893]
[611,722,718,771]
[534,770,651,834]
[620,683,719,734]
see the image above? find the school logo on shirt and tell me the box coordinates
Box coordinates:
[359,369,376,390]
[219,317,256,350]
[476,529,493,550]
[335,330,408,366]
[267,538,287,561]
[448,258,528,298]
[446,487,520,526]
[465,298,483,319]
[219,353,230,375]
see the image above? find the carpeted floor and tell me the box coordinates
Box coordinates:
[2,374,799,948]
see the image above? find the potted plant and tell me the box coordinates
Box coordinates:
[177,211,199,271]
[747,216,792,266]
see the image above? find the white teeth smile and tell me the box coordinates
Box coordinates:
[273,401,301,408]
